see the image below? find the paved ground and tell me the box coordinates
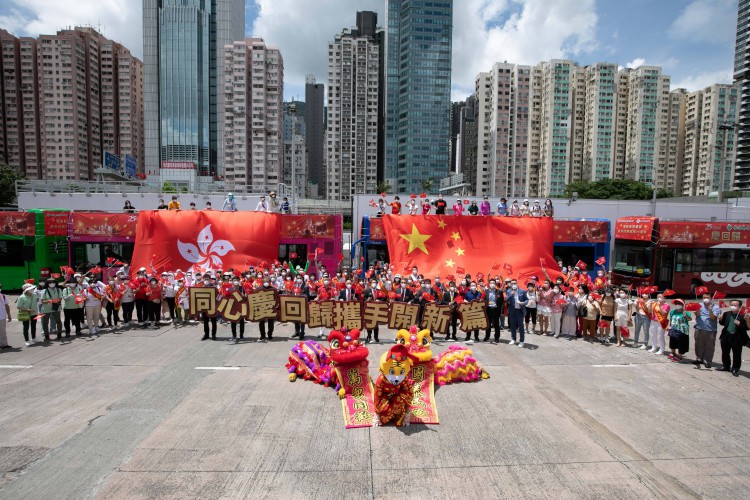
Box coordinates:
[0,306,748,499]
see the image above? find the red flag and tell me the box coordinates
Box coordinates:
[51,273,61,279]
[713,291,726,299]
[684,302,702,312]
[620,326,630,338]
[131,211,280,273]
[368,199,377,208]
[290,252,298,260]
[106,257,115,265]
[694,286,709,296]
[556,298,567,305]
[456,266,465,275]
[24,278,35,284]
[719,300,728,308]
[175,271,185,280]
[463,199,469,204]
[410,194,417,199]
[419,193,427,198]
[539,257,547,267]
[476,272,484,281]
[595,256,606,266]
[307,252,315,261]
[503,263,513,275]
[491,263,500,270]
[575,260,587,270]
[33,313,46,321]
[381,192,386,197]
[663,289,676,297]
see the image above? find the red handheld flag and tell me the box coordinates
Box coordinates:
[684,302,702,312]
[663,289,676,297]
[456,266,465,275]
[51,273,61,279]
[596,256,606,266]
[620,326,630,338]
[307,252,315,261]
[410,194,417,199]
[556,298,567,305]
[368,199,377,208]
[719,300,728,308]
[491,263,500,270]
[24,278,35,284]
[575,260,587,270]
[290,252,298,260]
[381,192,386,197]
[106,257,115,265]
[539,257,547,267]
[694,286,709,296]
[713,291,727,299]
[419,193,427,199]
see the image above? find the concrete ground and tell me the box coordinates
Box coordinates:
[0,308,748,499]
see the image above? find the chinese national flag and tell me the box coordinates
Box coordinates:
[382,215,560,281]
[713,291,727,299]
[131,210,280,275]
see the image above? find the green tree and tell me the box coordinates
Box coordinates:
[162,181,177,194]
[420,177,436,193]
[656,188,673,199]
[376,180,391,194]
[0,164,24,207]
[564,179,656,200]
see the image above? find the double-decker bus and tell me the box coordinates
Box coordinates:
[611,217,750,295]
[278,214,343,275]
[354,215,611,279]
[0,209,69,288]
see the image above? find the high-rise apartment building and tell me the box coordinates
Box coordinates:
[143,0,245,177]
[475,63,531,197]
[304,75,325,197]
[582,63,619,181]
[326,12,380,201]
[733,0,750,190]
[223,38,283,194]
[529,60,586,197]
[459,96,478,183]
[385,0,453,193]
[283,102,307,201]
[681,84,739,196]
[37,27,143,180]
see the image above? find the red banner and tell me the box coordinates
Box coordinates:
[0,212,35,236]
[280,215,336,239]
[70,212,137,241]
[658,221,750,247]
[368,218,386,241]
[43,211,70,236]
[553,220,608,243]
[382,215,560,280]
[614,216,656,241]
[131,210,281,274]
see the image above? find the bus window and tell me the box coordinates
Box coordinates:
[553,246,594,269]
[0,240,24,267]
[613,242,652,277]
[279,244,308,269]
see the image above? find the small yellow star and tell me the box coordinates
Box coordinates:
[451,231,461,241]
[455,248,466,256]
[399,224,431,255]
[445,259,455,268]
[437,219,447,229]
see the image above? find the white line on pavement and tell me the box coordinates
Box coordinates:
[592,364,636,368]
[0,365,33,369]
[194,367,240,370]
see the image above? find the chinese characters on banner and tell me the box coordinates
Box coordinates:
[43,211,70,236]
[613,217,656,241]
[188,288,489,333]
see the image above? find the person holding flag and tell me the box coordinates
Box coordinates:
[120,275,135,327]
[648,293,670,355]
[693,292,720,369]
[62,278,85,336]
[15,284,38,346]
[82,280,106,336]
[40,277,63,341]
[717,300,750,376]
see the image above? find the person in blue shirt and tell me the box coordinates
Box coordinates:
[505,279,528,347]
[693,292,721,369]
[496,197,508,216]
[463,282,483,343]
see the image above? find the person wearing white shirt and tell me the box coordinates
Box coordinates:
[222,192,238,211]
[255,195,269,212]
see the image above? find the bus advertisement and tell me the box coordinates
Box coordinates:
[611,217,750,295]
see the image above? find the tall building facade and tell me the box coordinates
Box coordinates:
[582,63,618,181]
[304,75,325,197]
[385,0,453,193]
[326,13,380,201]
[223,38,283,194]
[734,0,750,190]
[283,101,307,201]
[475,63,531,197]
[681,84,739,196]
[38,27,143,180]
[143,0,245,177]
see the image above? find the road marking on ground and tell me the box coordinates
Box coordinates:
[0,365,33,369]
[194,367,240,370]
[592,364,637,368]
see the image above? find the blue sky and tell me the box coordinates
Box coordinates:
[0,0,739,101]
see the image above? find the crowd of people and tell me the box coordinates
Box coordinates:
[123,191,293,214]
[376,194,555,217]
[1,260,747,378]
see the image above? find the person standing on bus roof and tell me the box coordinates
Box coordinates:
[432,194,448,215]
[497,197,508,216]
[168,196,180,210]
[157,199,167,210]
[480,196,492,216]
[693,293,720,369]
[123,200,135,213]
[223,192,238,211]
[390,196,402,215]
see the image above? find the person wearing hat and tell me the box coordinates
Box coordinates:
[467,200,479,216]
[269,191,280,212]
[667,299,691,362]
[16,284,38,346]
[451,198,464,216]
[223,192,238,212]
[520,199,531,216]
[480,196,492,216]
[497,197,508,216]
[255,194,268,212]
[531,199,542,217]
[40,277,64,340]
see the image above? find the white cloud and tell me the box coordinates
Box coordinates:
[668,0,737,44]
[0,0,143,58]
[451,0,598,99]
[625,57,647,69]
[672,68,734,92]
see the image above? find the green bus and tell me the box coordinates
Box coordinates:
[0,209,69,290]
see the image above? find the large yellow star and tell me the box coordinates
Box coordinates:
[445,259,455,268]
[437,219,447,229]
[455,248,466,256]
[451,231,461,241]
[399,224,431,255]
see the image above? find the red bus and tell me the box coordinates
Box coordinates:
[611,217,750,295]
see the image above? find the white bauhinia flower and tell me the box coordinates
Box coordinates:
[177,225,235,270]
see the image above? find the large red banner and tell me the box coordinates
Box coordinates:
[131,210,281,274]
[553,220,608,243]
[382,215,560,281]
[280,215,336,239]
[614,216,656,241]
[70,212,138,241]
[43,211,70,236]
[368,218,386,241]
[0,212,35,236]
[658,221,750,246]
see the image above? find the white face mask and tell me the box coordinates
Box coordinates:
[324,281,330,286]
[641,294,648,299]
[553,288,560,293]
[703,299,711,304]
[450,287,456,292]
[108,281,114,285]
[49,283,56,288]
[730,305,739,312]
[424,285,431,290]
[233,281,240,286]
[470,286,477,291]
[675,306,683,312]
[203,280,210,284]
[346,284,352,289]
[511,285,518,290]
[657,297,665,303]
[489,284,496,289]
[620,293,627,299]
[263,283,270,287]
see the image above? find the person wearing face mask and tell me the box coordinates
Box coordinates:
[40,278,63,341]
[561,288,578,338]
[290,277,309,340]
[509,200,520,217]
[485,280,503,343]
[257,280,276,342]
[316,276,333,339]
[133,267,150,327]
[480,196,492,216]
[519,199,531,216]
[633,290,652,349]
[505,280,528,347]
[531,200,542,217]
[579,285,601,343]
[467,200,479,215]
[537,280,554,336]
[594,270,608,291]
[363,280,385,343]
[614,290,632,347]
[146,278,163,329]
[338,280,358,301]
[543,199,554,217]
[174,278,190,325]
[548,284,564,338]
[716,300,750,376]
[441,281,460,342]
[666,299,691,362]
[525,283,539,335]
[598,288,616,345]
[16,284,38,347]
[451,199,464,216]
[463,282,483,343]
[161,273,177,323]
[228,279,246,343]
[693,293,721,369]
[62,279,84,336]
[120,276,135,327]
[104,278,123,330]
[83,280,105,336]
[648,294,670,355]
[199,276,218,340]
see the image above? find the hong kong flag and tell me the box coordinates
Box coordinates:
[382,215,560,281]
[131,211,281,275]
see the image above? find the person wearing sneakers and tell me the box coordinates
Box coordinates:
[717,300,750,376]
[506,279,528,347]
[648,293,670,355]
[633,291,651,349]
[82,281,105,336]
[16,284,38,346]
[614,290,632,347]
[693,293,720,369]
[667,299,691,362]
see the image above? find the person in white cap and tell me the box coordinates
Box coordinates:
[222,192,238,212]
[531,200,543,217]
[16,284,38,346]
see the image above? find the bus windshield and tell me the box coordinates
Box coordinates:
[613,241,653,277]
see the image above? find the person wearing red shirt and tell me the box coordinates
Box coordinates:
[390,196,402,215]
[146,277,162,329]
[132,267,150,326]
